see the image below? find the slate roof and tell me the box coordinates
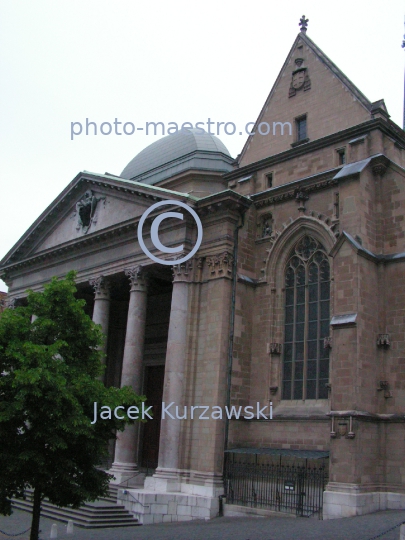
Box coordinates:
[120,128,234,185]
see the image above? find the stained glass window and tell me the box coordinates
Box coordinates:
[282,236,330,400]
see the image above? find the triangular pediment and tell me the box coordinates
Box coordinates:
[0,172,197,267]
[239,32,374,167]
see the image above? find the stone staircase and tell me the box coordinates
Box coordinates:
[12,485,140,528]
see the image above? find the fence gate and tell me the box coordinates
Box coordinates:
[224,449,329,519]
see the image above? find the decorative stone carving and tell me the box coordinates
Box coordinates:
[269,343,282,355]
[257,213,273,239]
[269,386,278,395]
[330,415,355,439]
[371,156,389,178]
[377,380,392,398]
[377,334,390,347]
[324,336,333,349]
[75,190,105,233]
[289,55,311,98]
[295,235,319,260]
[206,251,234,278]
[125,266,148,292]
[6,298,16,310]
[172,259,193,282]
[259,213,337,282]
[372,164,387,177]
[89,275,111,299]
[253,178,339,209]
[294,188,309,211]
[337,421,348,437]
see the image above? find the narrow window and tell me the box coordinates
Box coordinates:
[337,148,346,165]
[334,192,340,219]
[282,236,330,401]
[296,115,307,141]
[266,173,273,188]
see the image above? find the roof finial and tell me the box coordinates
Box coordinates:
[299,15,309,33]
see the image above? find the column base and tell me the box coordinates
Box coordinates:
[109,462,144,487]
[145,467,181,492]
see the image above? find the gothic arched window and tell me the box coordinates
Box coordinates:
[282,235,330,400]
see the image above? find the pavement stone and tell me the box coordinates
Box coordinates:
[0,508,405,540]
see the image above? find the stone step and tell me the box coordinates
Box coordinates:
[12,488,140,528]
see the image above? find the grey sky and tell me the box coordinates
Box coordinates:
[1,0,404,292]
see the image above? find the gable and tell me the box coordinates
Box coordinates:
[1,172,197,266]
[29,188,151,255]
[239,33,372,167]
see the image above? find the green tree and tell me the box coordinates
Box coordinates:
[0,272,145,540]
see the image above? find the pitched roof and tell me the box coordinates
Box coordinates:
[237,31,378,166]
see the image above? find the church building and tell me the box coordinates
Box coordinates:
[2,18,405,522]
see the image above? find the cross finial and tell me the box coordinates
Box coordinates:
[299,15,309,33]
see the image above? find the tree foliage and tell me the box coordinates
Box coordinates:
[0,272,144,540]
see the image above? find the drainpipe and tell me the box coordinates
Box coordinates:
[224,213,245,453]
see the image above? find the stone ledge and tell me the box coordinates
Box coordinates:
[323,490,405,520]
[224,504,297,519]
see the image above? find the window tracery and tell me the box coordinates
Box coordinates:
[282,235,330,400]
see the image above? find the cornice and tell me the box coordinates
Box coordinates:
[195,189,252,217]
[0,218,139,275]
[328,410,405,423]
[0,189,250,278]
[225,118,405,180]
[252,170,340,209]
[0,172,197,268]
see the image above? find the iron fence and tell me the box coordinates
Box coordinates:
[224,457,328,518]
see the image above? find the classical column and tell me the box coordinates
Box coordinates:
[151,260,192,492]
[110,266,148,484]
[6,298,16,310]
[89,275,111,367]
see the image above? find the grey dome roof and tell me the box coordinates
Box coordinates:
[120,128,234,185]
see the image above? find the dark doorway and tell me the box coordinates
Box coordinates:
[141,365,165,469]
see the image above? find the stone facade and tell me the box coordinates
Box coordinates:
[1,26,405,522]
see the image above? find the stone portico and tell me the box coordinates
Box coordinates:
[0,134,251,520]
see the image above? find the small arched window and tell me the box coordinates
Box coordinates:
[282,235,330,400]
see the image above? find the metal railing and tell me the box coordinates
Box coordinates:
[121,490,150,508]
[224,459,328,519]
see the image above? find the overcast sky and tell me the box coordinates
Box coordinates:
[0,0,404,292]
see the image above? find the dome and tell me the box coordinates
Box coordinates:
[120,128,234,185]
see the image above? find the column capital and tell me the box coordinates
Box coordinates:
[125,265,149,293]
[89,275,111,300]
[172,258,194,283]
[206,250,234,279]
[6,297,17,310]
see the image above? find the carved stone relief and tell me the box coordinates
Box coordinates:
[75,190,106,233]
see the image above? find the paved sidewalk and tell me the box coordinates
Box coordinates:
[1,508,405,540]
